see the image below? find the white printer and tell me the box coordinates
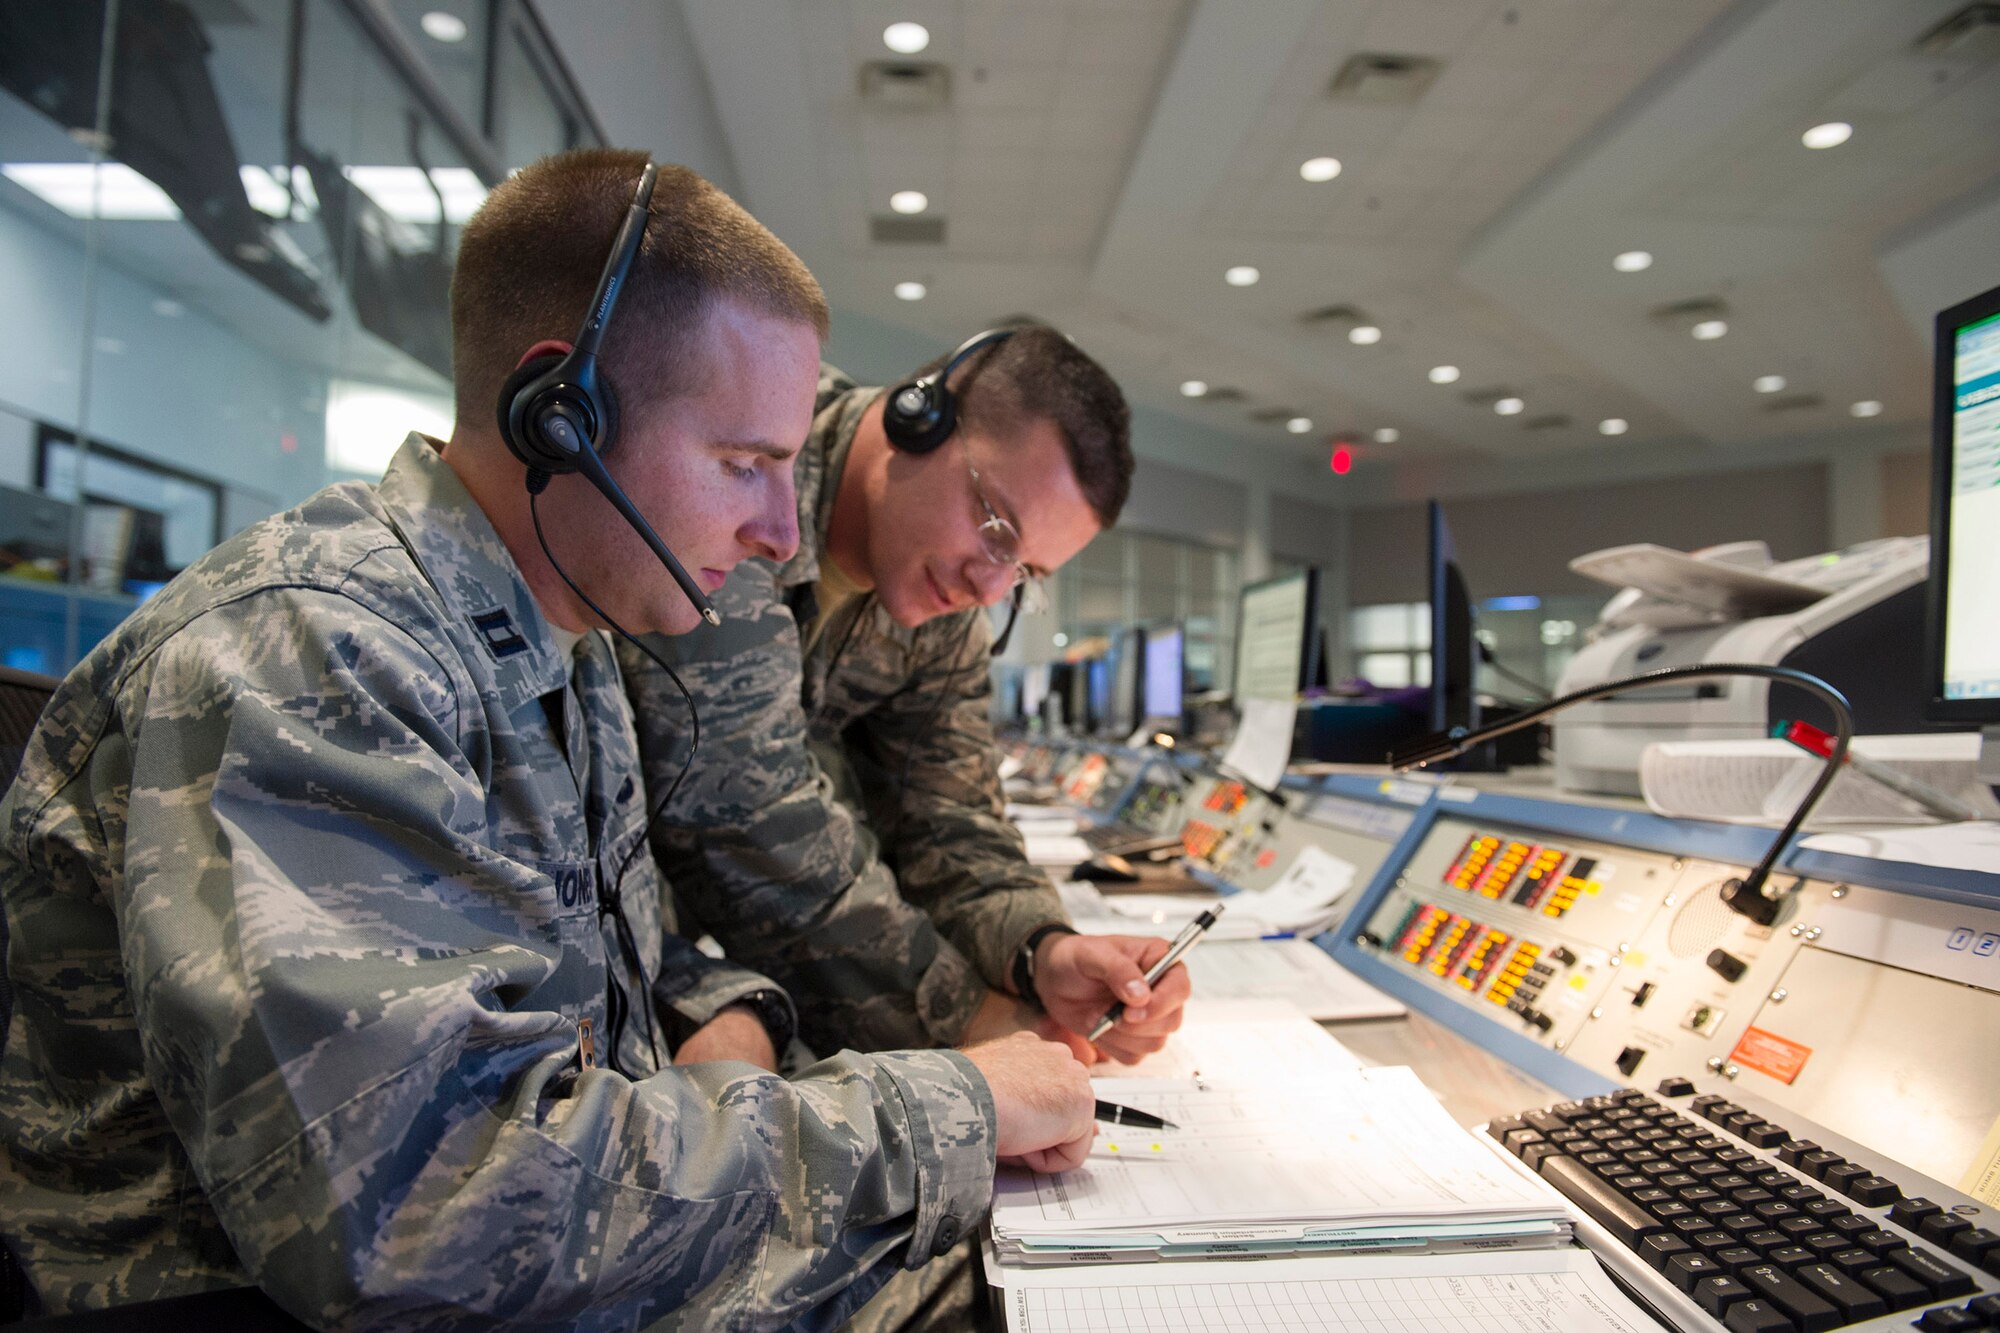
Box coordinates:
[1552,536,1938,796]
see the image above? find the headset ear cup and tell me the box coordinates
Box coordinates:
[497,354,566,470]
[883,378,956,454]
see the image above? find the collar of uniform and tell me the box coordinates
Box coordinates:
[376,433,574,709]
[772,367,878,592]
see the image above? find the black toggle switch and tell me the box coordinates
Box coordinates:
[1707,949,1748,983]
[1616,1046,1647,1076]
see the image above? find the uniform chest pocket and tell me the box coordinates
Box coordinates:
[522,856,602,921]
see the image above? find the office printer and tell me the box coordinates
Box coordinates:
[1552,536,1936,796]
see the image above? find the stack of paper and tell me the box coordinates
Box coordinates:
[1641,733,2000,826]
[989,1065,1571,1266]
[1057,842,1358,937]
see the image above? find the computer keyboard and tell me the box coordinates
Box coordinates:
[1078,821,1182,858]
[1486,1082,1999,1332]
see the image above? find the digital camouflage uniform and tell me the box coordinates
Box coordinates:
[622,366,1068,1059]
[0,436,996,1330]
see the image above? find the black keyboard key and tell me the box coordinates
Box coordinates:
[1890,1198,1944,1231]
[1743,1229,1790,1252]
[1950,1226,1999,1268]
[1750,1169,1793,1189]
[1724,1298,1800,1332]
[1742,1122,1790,1149]
[1802,1200,1849,1221]
[1740,1263,1841,1331]
[1504,1128,1547,1155]
[1915,1308,1985,1332]
[1802,1233,1847,1258]
[1641,1234,1694,1270]
[1827,1248,1876,1276]
[1886,1246,1977,1300]
[1969,1293,2000,1320]
[1730,1187,1776,1207]
[1523,1108,1568,1134]
[1846,1175,1899,1207]
[1779,1185,1822,1204]
[1630,1186,1672,1205]
[1753,1202,1800,1222]
[1797,1150,1845,1180]
[1923,1213,1976,1247]
[1695,1273,1755,1315]
[1658,1172,1701,1189]
[1691,1093,1730,1113]
[1720,1214,1765,1236]
[1702,1200,1746,1219]
[1793,1263,1886,1324]
[1689,1162,1731,1180]
[1652,1201,1695,1223]
[1578,1150,1619,1171]
[1618,1146,1659,1163]
[1658,1076,1697,1097]
[1714,1174,1755,1193]
[1722,1110,1761,1132]
[1856,1229,1909,1256]
[1765,1246,1815,1269]
[1701,1100,1743,1123]
[1715,1246,1764,1273]
[1668,1252,1726,1292]
[1776,1217,1822,1239]
[1692,1230,1734,1253]
[1671,1215,1714,1238]
[1608,1174,1651,1192]
[1522,1141,1565,1170]
[1680,1185,1723,1204]
[1717,1149,1757,1168]
[1777,1140,1819,1165]
[1822,1162,1869,1194]
[1640,1160,1683,1180]
[1858,1264,1928,1310]
[1538,1156,1662,1249]
[1826,1214,1873,1236]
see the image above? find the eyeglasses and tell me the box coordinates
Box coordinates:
[966,461,1049,614]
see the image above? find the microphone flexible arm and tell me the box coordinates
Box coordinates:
[1390,664,1853,922]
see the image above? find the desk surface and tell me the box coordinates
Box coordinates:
[1326,1009,1561,1128]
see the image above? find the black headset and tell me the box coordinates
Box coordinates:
[496,162,720,626]
[880,325,1029,656]
[880,326,1017,455]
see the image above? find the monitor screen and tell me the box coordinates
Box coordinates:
[1428,500,1479,733]
[1104,628,1143,736]
[1085,657,1111,733]
[1930,285,2000,720]
[1144,625,1184,719]
[1233,570,1319,703]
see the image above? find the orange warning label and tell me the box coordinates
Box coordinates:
[1731,1026,1812,1085]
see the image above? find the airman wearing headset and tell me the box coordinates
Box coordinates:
[0,149,1094,1330]
[622,328,1195,1074]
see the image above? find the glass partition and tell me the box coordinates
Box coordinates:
[0,0,599,675]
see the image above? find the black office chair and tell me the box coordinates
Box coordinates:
[0,666,57,1325]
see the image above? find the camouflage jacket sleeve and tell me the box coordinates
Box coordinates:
[842,608,1070,1001]
[622,567,989,1056]
[96,594,995,1329]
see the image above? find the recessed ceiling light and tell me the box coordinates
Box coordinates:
[1299,156,1342,182]
[1180,380,1208,398]
[1802,121,1852,150]
[1373,427,1399,444]
[1428,364,1460,384]
[419,10,467,42]
[889,190,928,214]
[883,21,929,54]
[1598,418,1628,436]
[894,281,926,301]
[1850,399,1883,418]
[1053,632,1068,648]
[1348,325,1382,345]
[1691,319,1728,340]
[1495,397,1525,416]
[1613,250,1653,273]
[1753,374,1787,393]
[1286,417,1314,434]
[1225,265,1260,287]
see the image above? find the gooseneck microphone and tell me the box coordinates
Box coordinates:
[498,161,720,626]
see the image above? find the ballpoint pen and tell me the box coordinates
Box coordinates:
[1086,903,1224,1042]
[1094,1099,1177,1130]
[1774,720,1980,823]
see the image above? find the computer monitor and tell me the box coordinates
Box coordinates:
[1143,624,1185,721]
[1925,281,2000,779]
[1232,569,1320,704]
[1103,627,1144,737]
[1085,656,1113,735]
[1427,500,1479,735]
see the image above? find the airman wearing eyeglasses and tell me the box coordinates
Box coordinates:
[619,327,1192,1085]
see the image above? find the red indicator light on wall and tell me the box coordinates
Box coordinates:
[1329,444,1353,474]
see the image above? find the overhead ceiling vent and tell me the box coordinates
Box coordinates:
[870,216,946,245]
[1649,296,1729,324]
[1248,407,1299,423]
[1326,53,1443,104]
[1522,414,1571,431]
[1200,386,1247,403]
[859,61,951,109]
[1761,393,1823,414]
[1914,5,2000,58]
[1299,303,1368,327]
[1459,386,1516,407]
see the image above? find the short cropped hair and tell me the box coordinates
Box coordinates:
[450,148,828,425]
[921,325,1134,528]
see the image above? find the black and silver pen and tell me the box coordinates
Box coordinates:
[1085,903,1224,1042]
[1094,1099,1177,1130]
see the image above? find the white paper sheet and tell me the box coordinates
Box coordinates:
[1091,1001,1365,1084]
[1800,821,2000,874]
[992,1066,1562,1238]
[1180,938,1405,1021]
[999,1248,1660,1333]
[1245,843,1358,926]
[1223,697,1297,793]
[1022,832,1094,866]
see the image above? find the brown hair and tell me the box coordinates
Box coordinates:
[921,324,1134,527]
[450,147,828,425]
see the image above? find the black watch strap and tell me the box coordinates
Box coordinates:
[727,988,795,1056]
[1012,923,1079,1012]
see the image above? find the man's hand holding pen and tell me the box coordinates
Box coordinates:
[1032,931,1194,1064]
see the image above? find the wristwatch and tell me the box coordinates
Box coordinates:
[721,987,796,1056]
[1012,923,1078,1012]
